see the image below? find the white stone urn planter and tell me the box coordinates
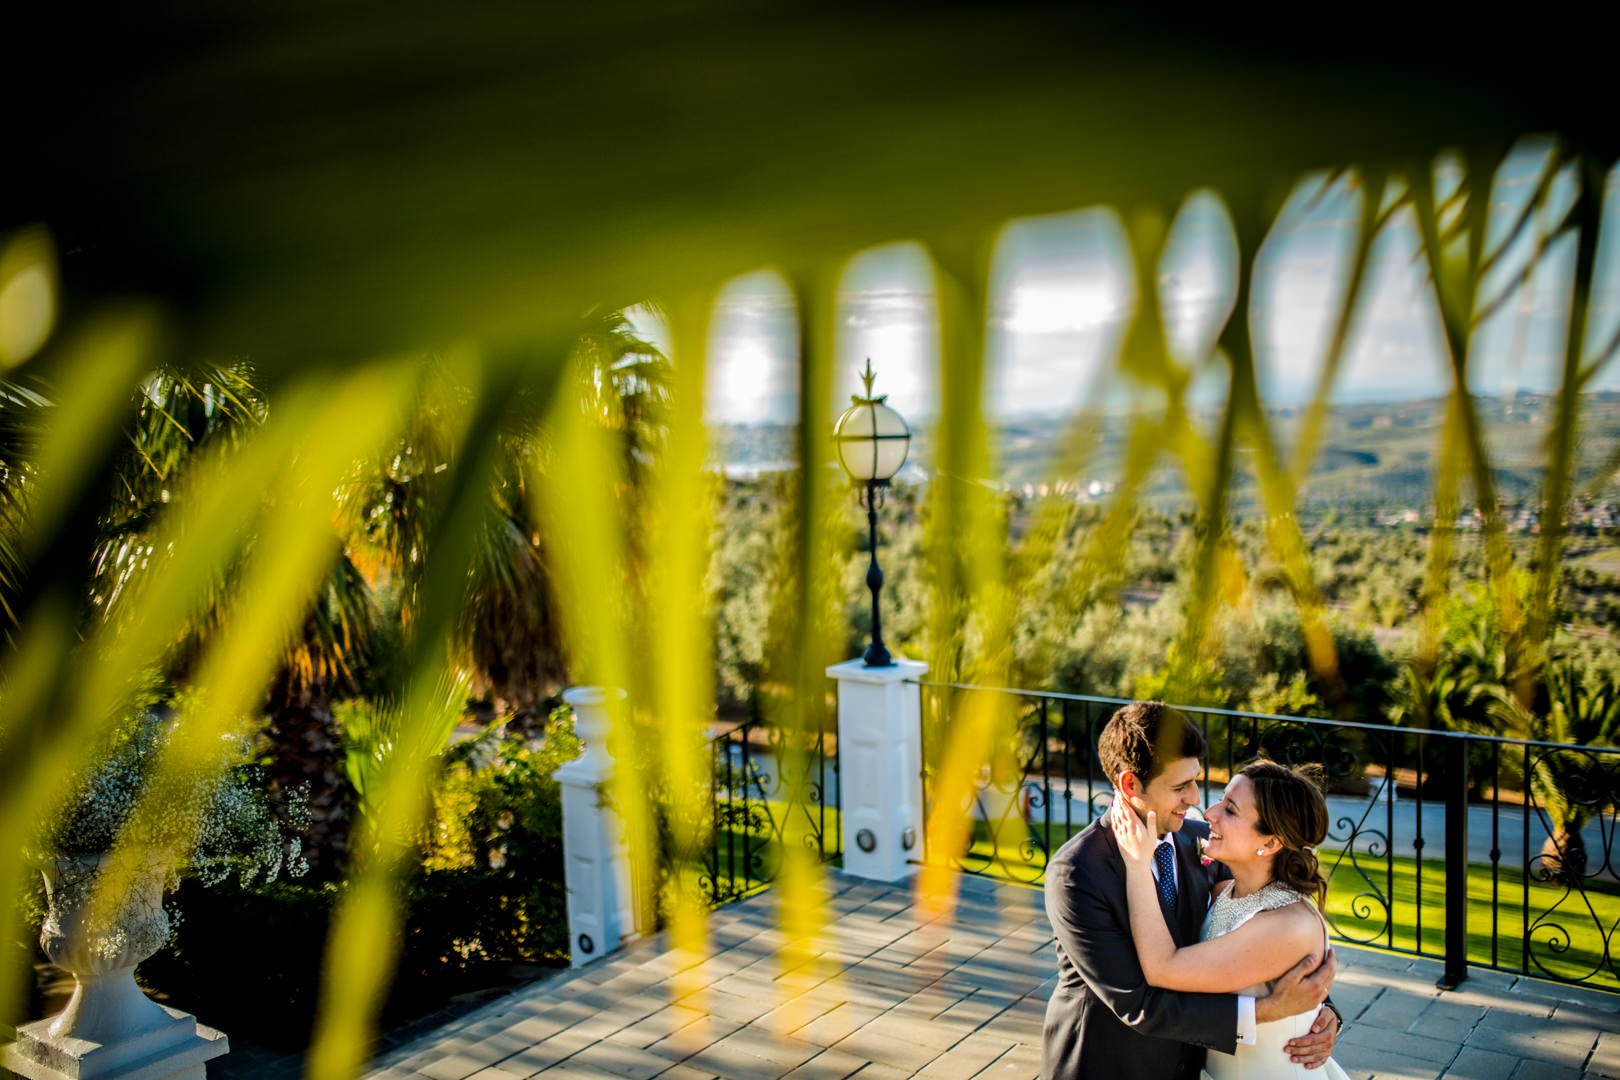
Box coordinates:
[3,852,227,1080]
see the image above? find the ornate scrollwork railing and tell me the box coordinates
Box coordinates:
[913,681,1619,995]
[701,699,840,907]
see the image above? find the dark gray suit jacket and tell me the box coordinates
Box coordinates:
[1040,817,1237,1080]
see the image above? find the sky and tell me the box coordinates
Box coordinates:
[630,142,1620,426]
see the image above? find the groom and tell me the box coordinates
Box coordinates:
[1041,702,1342,1080]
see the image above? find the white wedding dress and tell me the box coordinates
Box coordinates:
[1199,881,1351,1080]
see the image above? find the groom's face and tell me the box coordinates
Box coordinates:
[1124,756,1203,836]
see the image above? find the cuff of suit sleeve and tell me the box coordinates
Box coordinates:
[1236,996,1256,1045]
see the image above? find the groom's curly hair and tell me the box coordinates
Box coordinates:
[1098,701,1206,786]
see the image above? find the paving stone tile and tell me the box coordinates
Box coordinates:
[860,1010,974,1053]
[792,1003,885,1048]
[887,987,967,1021]
[1592,1032,1620,1080]
[1336,947,1415,973]
[1585,1038,1620,1080]
[810,977,907,1012]
[1505,1062,1581,1080]
[420,1055,502,1080]
[773,967,836,995]
[645,1017,745,1066]
[654,1065,721,1080]
[465,1065,533,1080]
[842,960,936,995]
[1440,1047,1518,1080]
[1331,1045,1443,1080]
[536,1061,639,1080]
[1359,987,1450,1031]
[713,1029,822,1071]
[709,973,785,1003]
[913,1033,1019,1080]
[1549,1002,1620,1034]
[504,1029,602,1075]
[1408,999,1489,1042]
[565,1041,671,1080]
[680,1036,796,1080]
[510,1015,574,1045]
[1479,1005,1559,1032]
[1337,1023,1458,1065]
[1466,1025,1595,1070]
[753,993,844,1040]
[842,1063,909,1080]
[1526,980,1620,1011]
[773,1049,871,1080]
[826,1025,943,1072]
[1453,967,1521,992]
[700,990,778,1026]
[607,1006,709,1050]
[964,1042,1041,1080]
[933,992,1017,1030]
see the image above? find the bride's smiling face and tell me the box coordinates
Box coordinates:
[1203,775,1281,864]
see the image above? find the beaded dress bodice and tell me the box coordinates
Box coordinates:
[1198,880,1348,1080]
[1203,881,1311,941]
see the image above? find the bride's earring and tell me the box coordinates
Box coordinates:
[1256,848,1267,856]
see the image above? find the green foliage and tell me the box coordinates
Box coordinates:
[417,709,581,964]
[1242,671,1327,718]
[338,677,469,813]
[1132,642,1229,708]
[128,712,582,1048]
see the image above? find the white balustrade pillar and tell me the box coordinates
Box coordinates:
[826,658,928,882]
[554,686,636,966]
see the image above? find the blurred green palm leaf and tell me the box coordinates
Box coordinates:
[5,3,1620,1073]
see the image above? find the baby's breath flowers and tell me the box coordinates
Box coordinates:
[33,710,311,888]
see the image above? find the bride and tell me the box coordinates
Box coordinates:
[1110,759,1351,1080]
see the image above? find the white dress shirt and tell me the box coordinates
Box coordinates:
[1151,833,1257,1044]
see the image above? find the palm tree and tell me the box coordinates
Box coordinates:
[71,362,389,873]
[0,376,52,632]
[341,311,670,730]
[1499,659,1620,883]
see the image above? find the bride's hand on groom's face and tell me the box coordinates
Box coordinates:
[1109,801,1155,866]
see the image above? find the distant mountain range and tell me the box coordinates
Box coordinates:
[710,392,1620,512]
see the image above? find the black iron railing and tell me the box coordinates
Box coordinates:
[702,703,841,906]
[915,681,1620,994]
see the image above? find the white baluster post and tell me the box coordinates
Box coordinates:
[553,686,636,966]
[825,658,928,882]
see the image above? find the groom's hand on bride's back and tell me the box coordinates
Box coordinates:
[1255,948,1340,1069]
[1255,946,1334,1022]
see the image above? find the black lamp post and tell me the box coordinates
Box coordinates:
[833,359,912,667]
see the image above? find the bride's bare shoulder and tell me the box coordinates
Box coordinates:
[1253,898,1323,944]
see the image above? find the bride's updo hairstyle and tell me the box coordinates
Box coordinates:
[1239,759,1329,906]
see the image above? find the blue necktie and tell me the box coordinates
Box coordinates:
[1153,840,1177,907]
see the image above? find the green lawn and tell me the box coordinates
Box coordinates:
[1321,853,1620,990]
[955,820,1620,992]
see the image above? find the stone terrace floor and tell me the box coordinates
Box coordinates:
[363,871,1620,1080]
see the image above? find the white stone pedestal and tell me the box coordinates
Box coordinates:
[4,853,228,1080]
[553,686,637,966]
[4,1007,226,1080]
[826,658,928,882]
